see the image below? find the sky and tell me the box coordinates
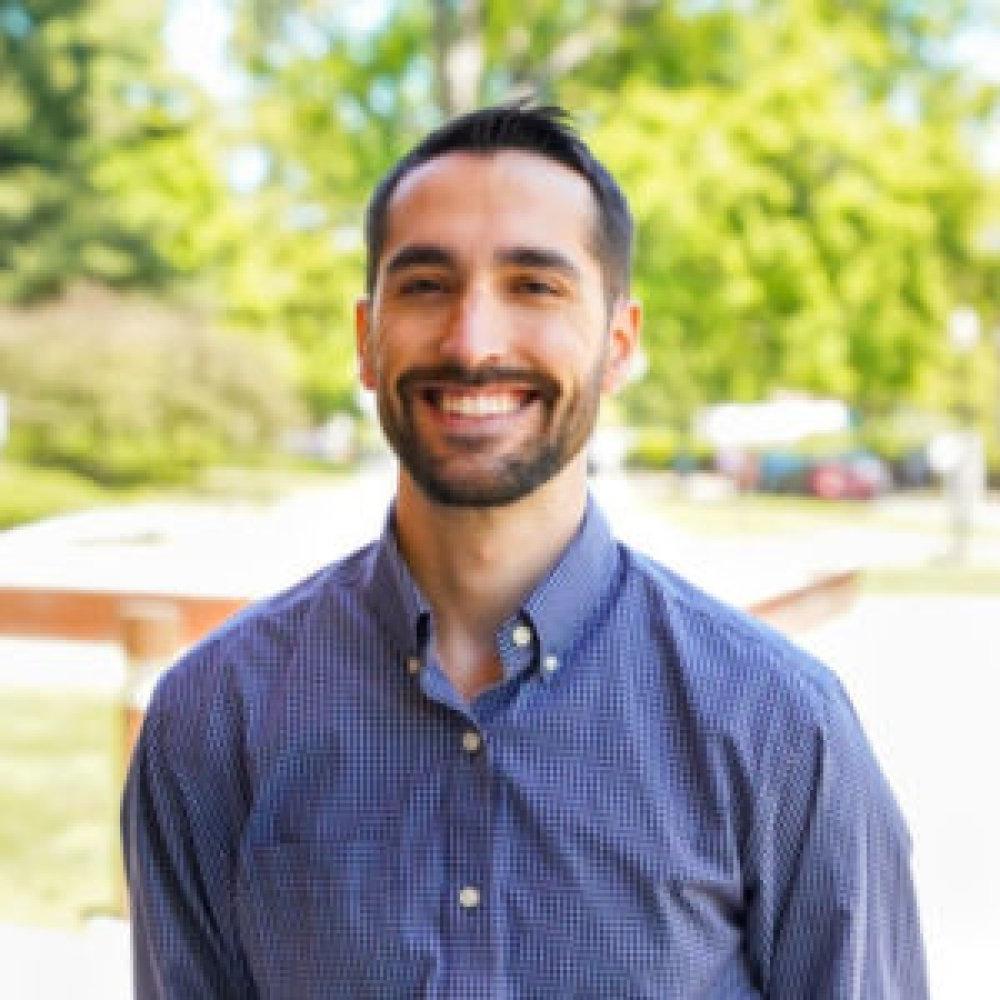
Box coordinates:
[163,0,389,103]
[163,0,240,105]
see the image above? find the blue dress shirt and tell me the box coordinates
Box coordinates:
[122,500,928,998]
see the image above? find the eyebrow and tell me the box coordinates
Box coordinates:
[495,245,582,282]
[385,243,457,275]
[384,242,583,283]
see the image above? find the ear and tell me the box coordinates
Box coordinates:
[355,297,377,390]
[602,297,642,394]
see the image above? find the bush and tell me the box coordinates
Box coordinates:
[625,427,681,470]
[0,285,305,484]
[625,427,715,471]
[987,440,1000,491]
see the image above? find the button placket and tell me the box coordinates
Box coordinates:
[446,720,493,982]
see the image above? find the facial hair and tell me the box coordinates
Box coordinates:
[375,354,606,508]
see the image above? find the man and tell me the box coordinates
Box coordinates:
[123,104,928,998]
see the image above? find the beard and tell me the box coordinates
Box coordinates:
[375,355,605,508]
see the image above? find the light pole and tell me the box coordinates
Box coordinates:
[944,307,984,561]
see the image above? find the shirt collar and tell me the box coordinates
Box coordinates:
[365,495,619,667]
[519,497,618,658]
[367,507,431,656]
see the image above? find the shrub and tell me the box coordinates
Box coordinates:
[625,427,715,471]
[987,440,1000,491]
[625,427,680,470]
[0,285,305,484]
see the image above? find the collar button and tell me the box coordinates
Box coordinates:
[511,624,533,648]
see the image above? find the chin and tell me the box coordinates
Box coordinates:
[408,446,570,509]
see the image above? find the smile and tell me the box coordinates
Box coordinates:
[421,387,538,417]
[424,389,535,417]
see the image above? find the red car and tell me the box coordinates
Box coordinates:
[807,454,890,501]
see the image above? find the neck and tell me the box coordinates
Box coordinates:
[393,460,588,645]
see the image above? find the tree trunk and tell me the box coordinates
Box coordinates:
[432,0,484,116]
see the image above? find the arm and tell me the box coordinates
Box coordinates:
[122,668,255,998]
[746,671,929,998]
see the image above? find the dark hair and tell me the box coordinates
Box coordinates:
[363,103,633,303]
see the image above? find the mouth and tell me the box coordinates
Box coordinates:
[421,386,538,418]
[395,366,557,437]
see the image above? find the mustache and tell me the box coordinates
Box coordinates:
[396,364,559,400]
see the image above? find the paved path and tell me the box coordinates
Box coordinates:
[802,595,1000,1000]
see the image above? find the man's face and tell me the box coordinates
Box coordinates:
[357,150,638,508]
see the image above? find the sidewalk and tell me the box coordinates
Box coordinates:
[0,918,130,1000]
[802,594,1000,1000]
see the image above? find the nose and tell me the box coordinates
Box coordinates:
[438,285,507,368]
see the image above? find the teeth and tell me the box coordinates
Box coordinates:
[438,391,524,416]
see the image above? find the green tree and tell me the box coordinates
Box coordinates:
[0,0,180,300]
[223,0,998,425]
[593,58,989,423]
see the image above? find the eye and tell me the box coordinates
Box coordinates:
[513,276,559,296]
[399,276,447,295]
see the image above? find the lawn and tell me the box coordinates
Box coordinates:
[863,563,1000,594]
[651,487,1000,538]
[0,691,121,926]
[0,461,109,531]
[0,458,349,531]
[643,479,1000,594]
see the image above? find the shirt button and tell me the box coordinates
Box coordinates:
[511,623,533,648]
[458,886,480,909]
[462,730,482,754]
[542,654,559,675]
[406,656,421,675]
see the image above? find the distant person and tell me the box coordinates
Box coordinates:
[123,104,928,998]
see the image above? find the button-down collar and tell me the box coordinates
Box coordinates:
[365,496,619,681]
[366,509,431,657]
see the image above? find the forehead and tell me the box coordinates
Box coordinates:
[383,150,600,262]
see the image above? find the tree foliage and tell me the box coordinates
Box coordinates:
[4,0,997,448]
[0,0,220,301]
[225,0,999,426]
[0,284,304,483]
[589,32,990,421]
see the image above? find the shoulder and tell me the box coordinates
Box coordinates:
[622,544,904,829]
[146,541,380,732]
[620,545,871,766]
[623,546,846,703]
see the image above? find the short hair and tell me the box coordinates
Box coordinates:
[363,103,633,304]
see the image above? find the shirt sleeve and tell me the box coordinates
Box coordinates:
[121,667,256,999]
[745,667,929,999]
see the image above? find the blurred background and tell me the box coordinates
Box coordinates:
[1,0,998,996]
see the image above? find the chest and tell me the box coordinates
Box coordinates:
[235,658,755,997]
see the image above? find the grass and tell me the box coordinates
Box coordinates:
[0,461,110,531]
[657,492,882,535]
[644,478,1000,594]
[0,691,121,926]
[0,458,350,531]
[864,563,1000,594]
[646,482,1000,538]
